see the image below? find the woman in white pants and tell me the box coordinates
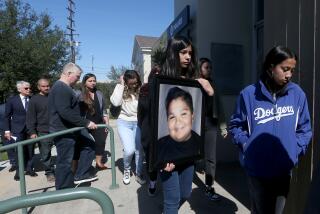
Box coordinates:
[110,70,145,185]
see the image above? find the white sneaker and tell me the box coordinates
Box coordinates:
[123,169,130,185]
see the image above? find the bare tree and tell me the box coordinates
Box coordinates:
[106,65,131,82]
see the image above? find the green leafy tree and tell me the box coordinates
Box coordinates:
[151,47,166,67]
[96,82,116,107]
[0,0,69,102]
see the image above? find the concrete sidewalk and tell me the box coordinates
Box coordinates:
[0,120,250,214]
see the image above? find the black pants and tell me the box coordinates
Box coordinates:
[14,132,34,172]
[247,175,291,214]
[143,145,157,181]
[204,118,218,187]
[90,128,107,156]
[305,166,320,214]
[38,132,55,175]
[3,137,17,167]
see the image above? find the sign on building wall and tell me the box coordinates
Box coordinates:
[166,5,190,39]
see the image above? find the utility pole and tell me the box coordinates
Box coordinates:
[91,54,94,72]
[66,0,79,63]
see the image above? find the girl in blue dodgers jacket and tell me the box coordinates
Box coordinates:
[229,46,312,214]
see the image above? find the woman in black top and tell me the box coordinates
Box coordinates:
[157,36,214,214]
[79,73,109,170]
[198,57,228,201]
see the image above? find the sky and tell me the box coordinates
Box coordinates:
[24,0,173,81]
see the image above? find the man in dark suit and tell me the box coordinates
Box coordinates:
[4,81,37,180]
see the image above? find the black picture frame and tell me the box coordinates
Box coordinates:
[149,76,205,171]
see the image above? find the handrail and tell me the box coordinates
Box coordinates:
[0,124,118,213]
[0,187,114,214]
[106,125,119,189]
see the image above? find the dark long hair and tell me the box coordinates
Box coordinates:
[162,36,198,79]
[198,57,212,80]
[261,46,297,83]
[81,73,96,115]
[123,70,141,100]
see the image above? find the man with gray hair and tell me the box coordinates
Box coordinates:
[49,62,98,189]
[4,80,37,180]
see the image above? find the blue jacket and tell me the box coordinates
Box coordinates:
[229,81,312,178]
[4,95,29,134]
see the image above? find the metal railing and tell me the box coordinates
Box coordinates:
[0,124,119,213]
[0,187,114,214]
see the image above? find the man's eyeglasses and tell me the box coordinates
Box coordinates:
[24,87,31,90]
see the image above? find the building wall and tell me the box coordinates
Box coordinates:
[171,0,319,211]
[265,0,320,213]
[142,51,152,83]
[175,0,254,85]
[132,45,153,83]
[174,0,255,162]
[132,52,143,80]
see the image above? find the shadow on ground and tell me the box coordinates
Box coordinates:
[215,162,250,209]
[188,187,238,214]
[33,154,56,172]
[0,160,9,172]
[135,162,248,214]
[137,180,164,214]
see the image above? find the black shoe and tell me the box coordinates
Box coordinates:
[25,171,38,177]
[205,187,221,201]
[89,166,98,175]
[96,164,108,171]
[74,174,98,185]
[14,174,20,181]
[148,181,157,197]
[9,166,17,172]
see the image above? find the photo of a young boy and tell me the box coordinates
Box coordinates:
[156,87,201,168]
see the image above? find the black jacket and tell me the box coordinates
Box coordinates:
[48,80,89,132]
[26,94,50,134]
[4,95,29,133]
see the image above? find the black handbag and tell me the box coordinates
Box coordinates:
[110,104,121,118]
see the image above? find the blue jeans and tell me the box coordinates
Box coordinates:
[54,135,95,189]
[160,165,194,214]
[117,119,143,175]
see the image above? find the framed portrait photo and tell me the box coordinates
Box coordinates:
[149,76,205,171]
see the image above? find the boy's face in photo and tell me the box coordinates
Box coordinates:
[167,97,193,142]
